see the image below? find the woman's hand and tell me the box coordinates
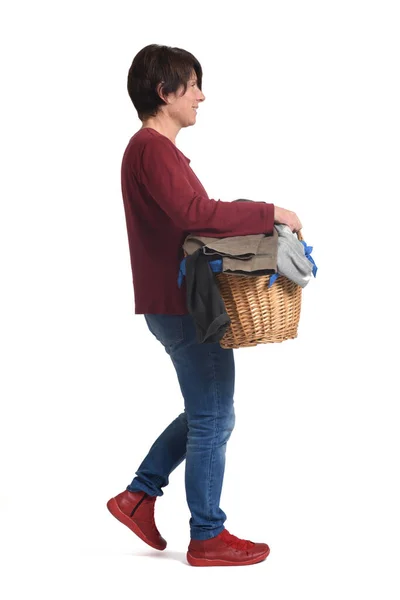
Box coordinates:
[274,206,302,232]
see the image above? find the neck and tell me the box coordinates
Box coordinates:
[141,114,181,145]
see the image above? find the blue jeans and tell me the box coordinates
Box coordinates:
[126,313,235,540]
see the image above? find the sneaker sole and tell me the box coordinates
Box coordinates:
[106,497,166,551]
[186,548,270,567]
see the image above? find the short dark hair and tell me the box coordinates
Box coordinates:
[127,44,203,120]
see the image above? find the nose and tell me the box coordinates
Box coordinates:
[198,90,206,102]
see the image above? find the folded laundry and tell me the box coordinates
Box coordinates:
[178,227,317,289]
[183,229,278,274]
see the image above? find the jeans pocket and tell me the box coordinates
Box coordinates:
[144,314,185,349]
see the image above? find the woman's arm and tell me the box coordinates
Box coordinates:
[139,136,275,237]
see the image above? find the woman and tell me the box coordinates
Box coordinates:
[107,44,302,567]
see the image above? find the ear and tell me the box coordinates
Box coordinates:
[156,82,169,104]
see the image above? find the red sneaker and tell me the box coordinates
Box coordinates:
[187,529,270,566]
[107,490,166,551]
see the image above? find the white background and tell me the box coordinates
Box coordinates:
[1,0,399,598]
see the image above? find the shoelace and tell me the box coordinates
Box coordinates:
[221,529,255,552]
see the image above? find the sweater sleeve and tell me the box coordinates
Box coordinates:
[139,136,275,237]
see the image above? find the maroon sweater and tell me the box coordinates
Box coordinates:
[120,127,275,315]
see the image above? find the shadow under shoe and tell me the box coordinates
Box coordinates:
[107,490,167,551]
[187,529,270,566]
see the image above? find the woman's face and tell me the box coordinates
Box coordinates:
[165,72,205,127]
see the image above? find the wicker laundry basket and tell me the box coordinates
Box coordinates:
[216,230,304,349]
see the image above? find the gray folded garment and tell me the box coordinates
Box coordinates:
[274,224,313,287]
